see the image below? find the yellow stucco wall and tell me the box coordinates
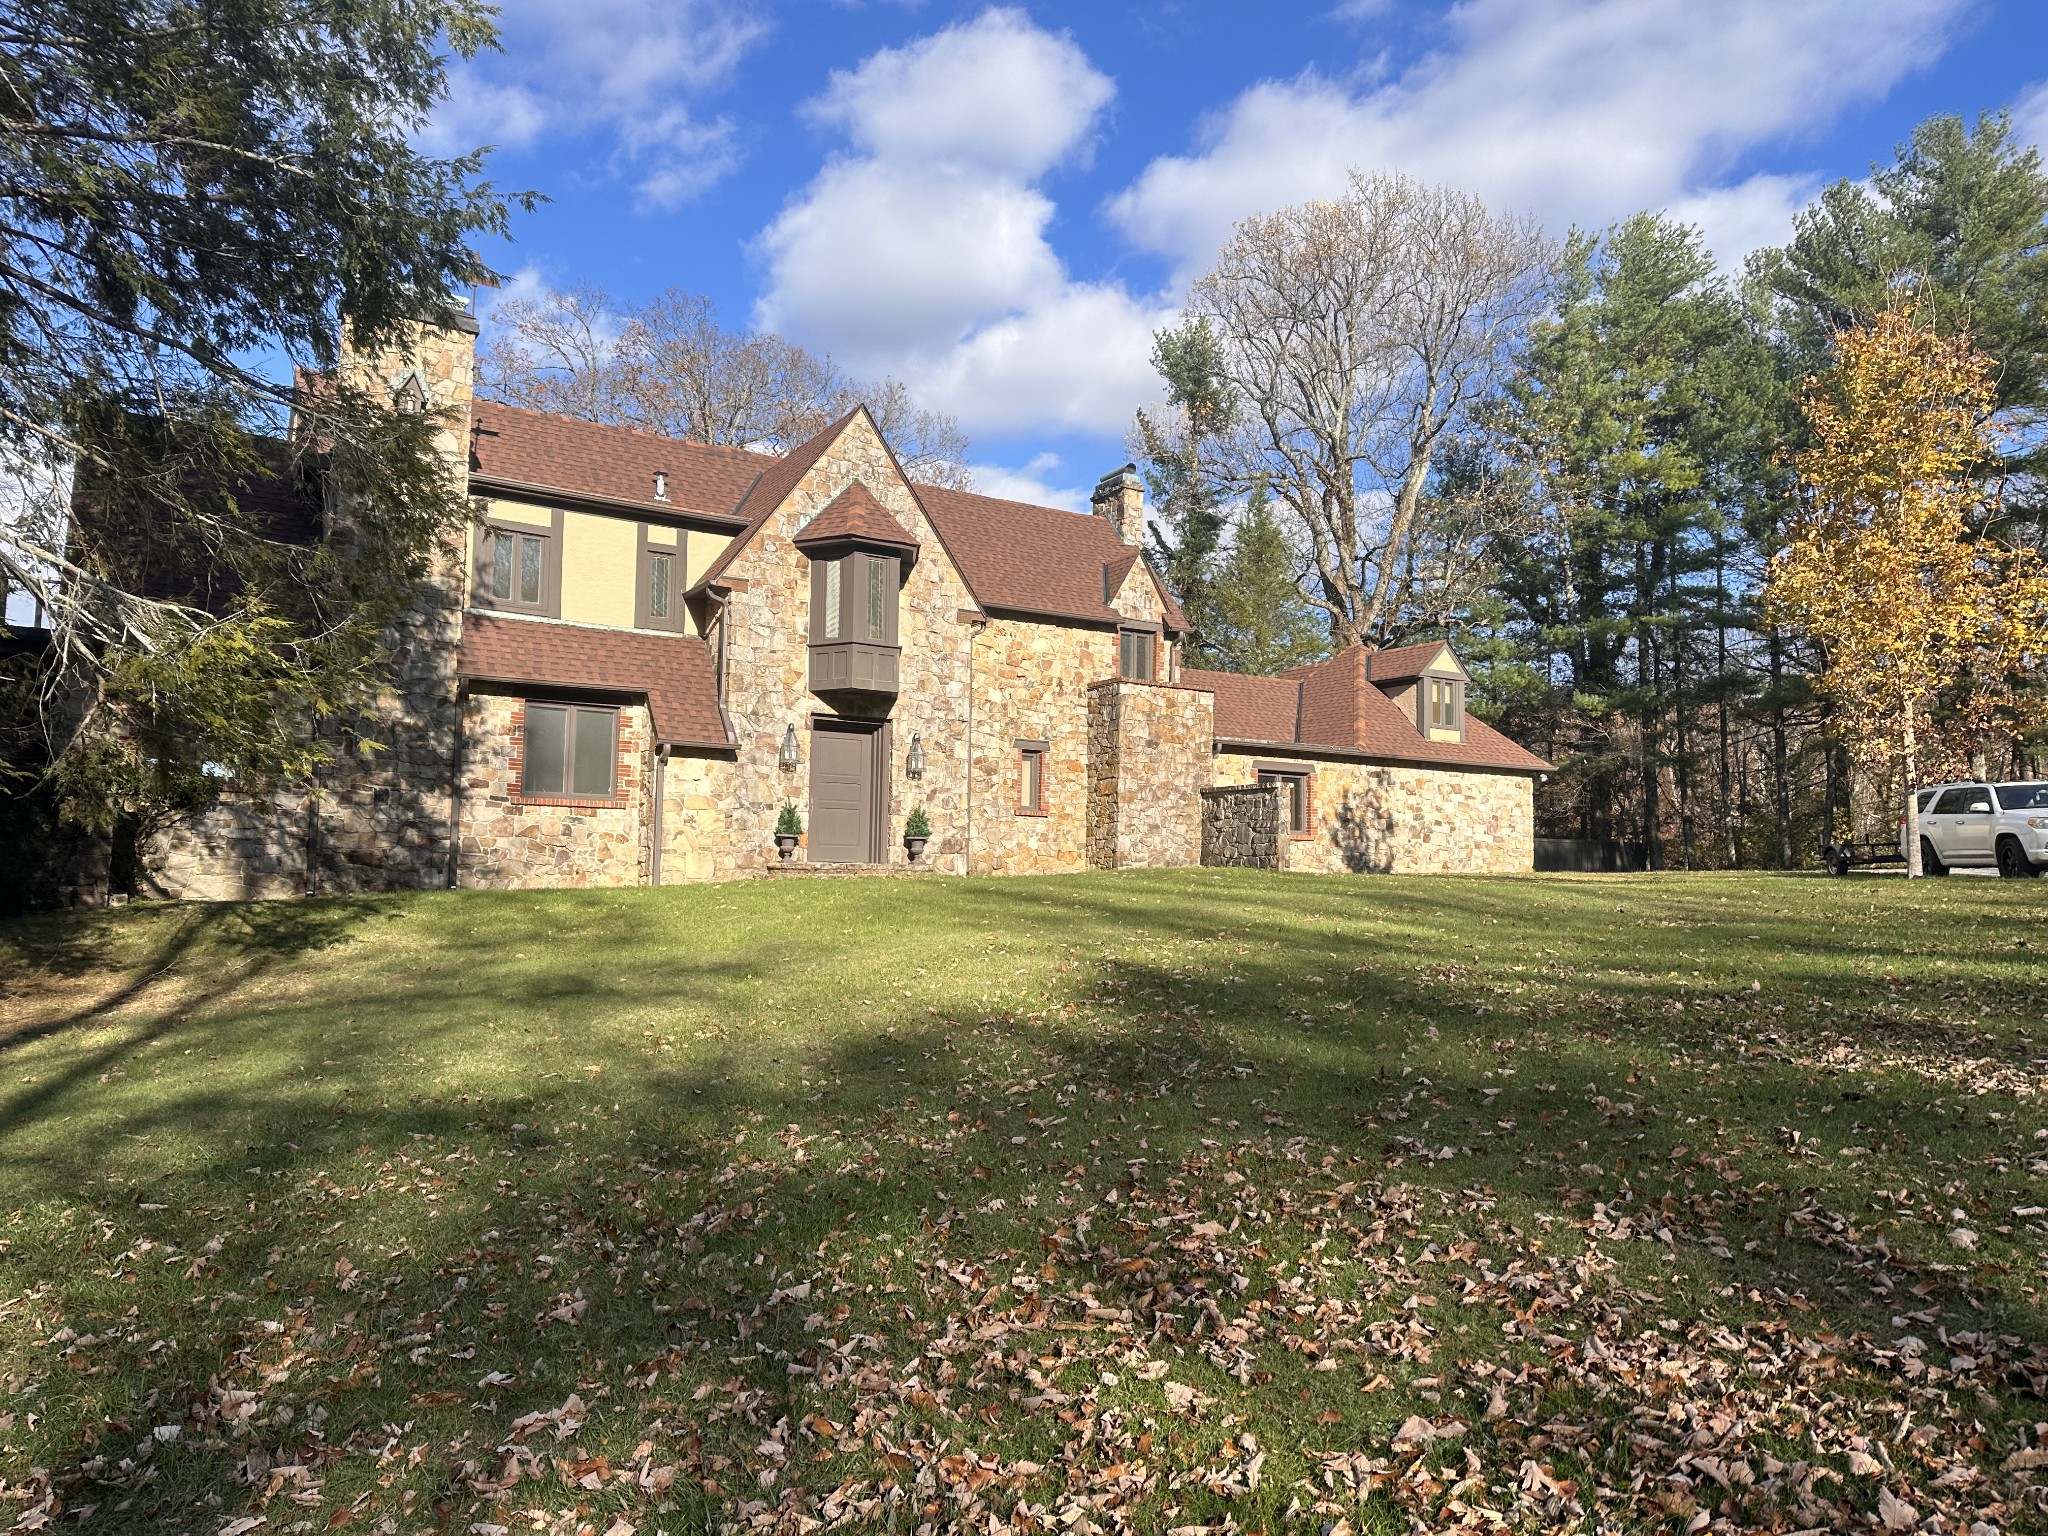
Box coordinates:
[559,510,637,628]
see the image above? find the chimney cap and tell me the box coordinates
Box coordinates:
[1092,463,1140,498]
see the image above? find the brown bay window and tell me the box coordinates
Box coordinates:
[521,703,618,800]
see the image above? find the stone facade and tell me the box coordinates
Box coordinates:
[141,317,477,902]
[1213,752,1535,874]
[130,316,1545,902]
[711,413,980,876]
[1201,783,1282,870]
[456,693,651,888]
[1086,680,1213,870]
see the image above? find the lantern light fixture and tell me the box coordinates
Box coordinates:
[779,723,800,772]
[906,732,925,779]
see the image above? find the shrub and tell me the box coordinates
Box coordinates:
[776,803,802,838]
[904,807,931,839]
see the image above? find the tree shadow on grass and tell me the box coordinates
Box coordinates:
[2,871,2044,1531]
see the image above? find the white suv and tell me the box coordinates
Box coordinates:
[1902,781,2048,877]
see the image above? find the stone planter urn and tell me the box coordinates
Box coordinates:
[774,833,799,861]
[903,835,928,863]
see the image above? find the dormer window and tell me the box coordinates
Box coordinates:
[1426,675,1463,737]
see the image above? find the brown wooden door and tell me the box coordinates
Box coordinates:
[808,724,878,863]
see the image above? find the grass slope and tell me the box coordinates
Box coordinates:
[0,870,2045,1535]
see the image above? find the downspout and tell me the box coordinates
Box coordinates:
[651,743,668,886]
[965,614,987,875]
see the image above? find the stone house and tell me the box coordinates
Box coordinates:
[143,315,1550,898]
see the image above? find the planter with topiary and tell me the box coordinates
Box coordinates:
[775,803,802,860]
[903,807,931,863]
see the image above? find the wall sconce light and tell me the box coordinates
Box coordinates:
[906,732,925,779]
[779,723,800,772]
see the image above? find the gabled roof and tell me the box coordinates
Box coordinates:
[1182,645,1551,775]
[461,399,1189,633]
[692,407,862,590]
[793,481,919,553]
[919,486,1188,632]
[469,400,758,523]
[458,613,730,749]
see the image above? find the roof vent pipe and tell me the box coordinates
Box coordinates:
[654,471,669,502]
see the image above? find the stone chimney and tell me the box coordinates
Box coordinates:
[1091,464,1144,546]
[336,304,479,488]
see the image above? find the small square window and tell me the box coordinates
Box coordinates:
[521,704,617,799]
[1018,748,1045,814]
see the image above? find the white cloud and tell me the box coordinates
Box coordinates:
[1109,0,1966,275]
[2016,78,2048,153]
[422,0,766,207]
[756,8,1168,436]
[969,452,1088,511]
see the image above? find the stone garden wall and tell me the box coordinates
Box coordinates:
[1200,783,1282,869]
[1213,753,1534,874]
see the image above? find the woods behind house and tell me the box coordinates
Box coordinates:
[1131,114,2048,869]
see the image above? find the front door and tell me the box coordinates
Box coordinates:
[808,722,882,863]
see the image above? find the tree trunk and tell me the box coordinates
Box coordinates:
[1767,631,1792,870]
[1902,692,1922,878]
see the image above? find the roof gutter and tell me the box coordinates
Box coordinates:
[1213,736,1548,777]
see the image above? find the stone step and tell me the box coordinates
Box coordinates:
[758,860,940,878]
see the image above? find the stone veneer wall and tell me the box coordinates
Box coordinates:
[1200,783,1282,869]
[455,693,651,887]
[142,319,476,902]
[1213,752,1534,874]
[969,618,1112,875]
[1085,680,1213,869]
[712,413,979,876]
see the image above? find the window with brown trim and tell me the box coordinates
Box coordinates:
[1017,744,1046,814]
[1257,768,1310,835]
[1119,627,1156,682]
[1427,676,1463,733]
[474,516,561,617]
[809,552,901,645]
[636,533,685,632]
[521,704,618,799]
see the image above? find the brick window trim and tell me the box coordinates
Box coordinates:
[506,698,639,809]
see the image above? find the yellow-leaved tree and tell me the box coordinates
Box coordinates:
[1764,300,2048,877]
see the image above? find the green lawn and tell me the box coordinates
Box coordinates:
[1,870,2044,1535]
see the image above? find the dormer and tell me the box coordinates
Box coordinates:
[794,482,920,703]
[1365,642,1468,744]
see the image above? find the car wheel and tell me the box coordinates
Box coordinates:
[1919,837,1950,877]
[1830,847,1852,877]
[1996,837,2041,878]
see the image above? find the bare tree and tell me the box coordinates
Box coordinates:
[480,286,973,489]
[1187,171,1553,648]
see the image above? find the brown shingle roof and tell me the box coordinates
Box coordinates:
[461,402,1192,633]
[469,400,761,522]
[793,481,919,552]
[692,408,861,590]
[1183,646,1551,775]
[919,486,1188,631]
[458,613,730,748]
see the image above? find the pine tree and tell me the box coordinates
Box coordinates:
[1205,482,1328,675]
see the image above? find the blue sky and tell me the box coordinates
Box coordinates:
[431,0,2048,508]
